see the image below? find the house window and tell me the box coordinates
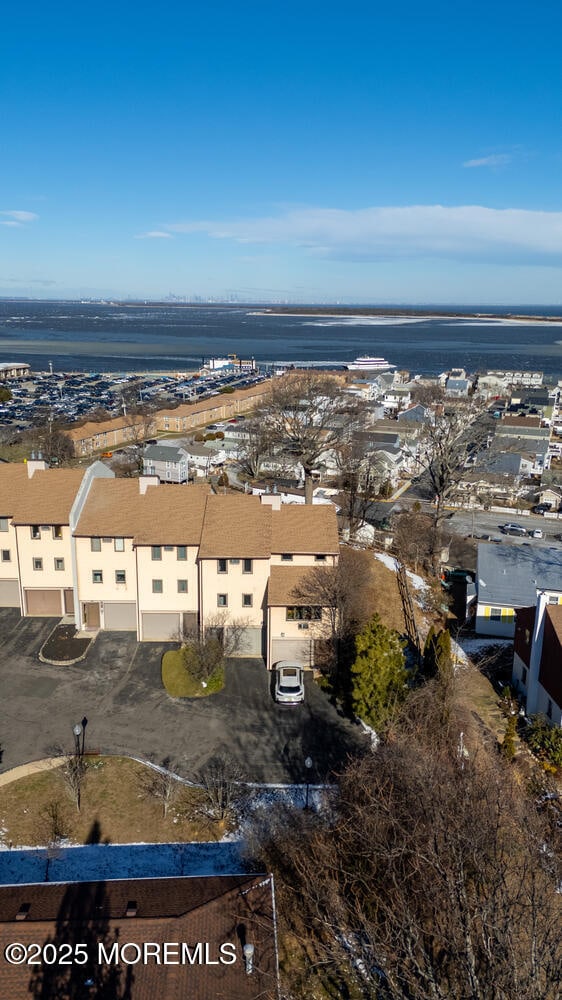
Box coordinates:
[52,525,63,540]
[521,667,527,686]
[177,579,188,593]
[243,558,253,574]
[91,537,101,552]
[151,546,162,561]
[54,558,65,571]
[33,558,43,571]
[242,593,253,607]
[490,607,502,622]
[0,517,8,532]
[92,570,103,584]
[31,525,40,539]
[548,595,560,605]
[280,553,293,562]
[217,558,228,574]
[152,579,163,594]
[1,549,10,562]
[314,554,327,562]
[286,606,322,621]
[177,546,187,560]
[217,593,228,607]
[114,537,125,552]
[115,570,126,585]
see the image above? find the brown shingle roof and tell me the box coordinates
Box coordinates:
[75,480,210,545]
[10,468,85,525]
[0,464,33,517]
[198,495,272,558]
[0,875,278,1000]
[268,564,335,606]
[271,505,339,554]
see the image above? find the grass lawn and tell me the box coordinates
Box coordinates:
[0,757,228,848]
[162,648,224,697]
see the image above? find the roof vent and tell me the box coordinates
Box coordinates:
[16,903,30,921]
[125,901,138,917]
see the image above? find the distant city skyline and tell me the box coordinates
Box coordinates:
[2,1,562,304]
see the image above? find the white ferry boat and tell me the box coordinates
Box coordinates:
[346,356,395,371]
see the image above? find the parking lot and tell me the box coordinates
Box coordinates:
[0,610,365,784]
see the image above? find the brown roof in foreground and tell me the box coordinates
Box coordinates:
[10,468,85,525]
[271,504,339,555]
[75,480,211,544]
[199,495,272,558]
[0,464,32,517]
[0,875,277,1000]
[268,564,335,606]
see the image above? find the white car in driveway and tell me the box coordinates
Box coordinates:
[274,662,305,705]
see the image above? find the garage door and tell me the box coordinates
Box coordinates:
[270,636,314,668]
[104,602,137,631]
[0,579,20,607]
[141,611,180,641]
[230,626,264,657]
[25,589,62,616]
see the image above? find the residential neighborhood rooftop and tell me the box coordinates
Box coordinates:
[477,543,562,607]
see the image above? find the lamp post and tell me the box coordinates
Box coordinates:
[304,756,313,809]
[73,724,82,758]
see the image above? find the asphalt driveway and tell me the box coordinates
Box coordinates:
[0,611,365,783]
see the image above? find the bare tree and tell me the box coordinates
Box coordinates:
[195,752,249,823]
[139,757,181,818]
[60,751,88,813]
[26,408,75,465]
[257,371,352,503]
[291,547,373,679]
[250,678,562,1000]
[236,417,273,480]
[176,613,252,682]
[335,436,388,538]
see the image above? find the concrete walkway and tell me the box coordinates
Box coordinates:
[0,758,64,788]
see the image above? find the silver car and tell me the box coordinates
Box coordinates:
[274,662,305,704]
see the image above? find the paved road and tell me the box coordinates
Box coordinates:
[0,611,364,784]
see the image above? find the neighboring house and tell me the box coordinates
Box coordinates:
[382,386,412,412]
[538,487,562,511]
[142,444,189,483]
[512,598,562,725]
[397,403,434,424]
[0,843,279,1000]
[0,462,339,664]
[0,362,30,380]
[445,377,470,397]
[475,543,562,637]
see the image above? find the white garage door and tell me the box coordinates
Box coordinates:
[230,626,264,657]
[0,579,20,607]
[104,602,137,630]
[141,612,180,641]
[270,636,314,668]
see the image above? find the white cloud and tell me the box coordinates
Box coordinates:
[134,230,174,240]
[0,210,39,222]
[163,204,562,264]
[0,221,22,228]
[463,154,511,168]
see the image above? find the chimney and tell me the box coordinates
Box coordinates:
[139,475,159,495]
[26,458,48,478]
[260,493,281,510]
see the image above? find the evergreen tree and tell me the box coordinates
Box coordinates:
[423,627,452,679]
[501,714,517,760]
[351,614,407,730]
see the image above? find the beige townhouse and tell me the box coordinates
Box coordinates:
[0,460,340,668]
[2,461,85,616]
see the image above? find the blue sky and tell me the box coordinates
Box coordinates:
[2,0,562,303]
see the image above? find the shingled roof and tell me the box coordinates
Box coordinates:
[0,874,278,1000]
[75,480,210,545]
[9,468,85,525]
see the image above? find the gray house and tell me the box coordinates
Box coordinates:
[475,543,562,637]
[142,444,189,483]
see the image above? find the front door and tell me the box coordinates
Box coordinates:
[64,589,74,614]
[83,602,100,629]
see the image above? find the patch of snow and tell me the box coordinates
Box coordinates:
[374,552,398,573]
[407,570,429,592]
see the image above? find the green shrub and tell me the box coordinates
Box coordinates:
[527,716,562,768]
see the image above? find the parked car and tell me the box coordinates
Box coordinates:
[443,568,475,585]
[532,503,552,514]
[274,662,305,705]
[501,523,527,536]
[529,528,544,539]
